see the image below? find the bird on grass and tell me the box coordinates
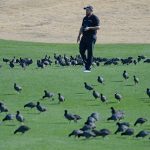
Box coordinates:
[121,128,134,136]
[110,107,117,115]
[42,90,54,99]
[14,125,30,134]
[134,117,147,126]
[114,122,129,134]
[78,130,96,139]
[90,112,99,121]
[115,92,122,102]
[24,102,36,109]
[58,93,65,103]
[84,82,93,91]
[146,88,150,98]
[68,129,83,138]
[107,110,125,121]
[92,90,100,99]
[36,102,47,113]
[64,110,81,123]
[100,93,107,103]
[123,70,129,80]
[9,61,15,69]
[133,75,139,85]
[16,111,25,123]
[0,102,8,113]
[14,83,22,93]
[135,130,150,138]
[93,129,111,138]
[97,76,104,85]
[2,114,14,122]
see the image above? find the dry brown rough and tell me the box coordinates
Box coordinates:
[0,0,150,43]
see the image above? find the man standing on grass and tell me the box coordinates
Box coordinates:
[77,6,100,72]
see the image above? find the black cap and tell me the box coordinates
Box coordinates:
[84,5,93,11]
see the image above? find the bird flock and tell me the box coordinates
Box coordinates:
[1,54,150,69]
[0,54,150,142]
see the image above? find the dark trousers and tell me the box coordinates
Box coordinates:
[79,36,96,70]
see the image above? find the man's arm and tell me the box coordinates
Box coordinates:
[84,26,100,31]
[77,26,83,43]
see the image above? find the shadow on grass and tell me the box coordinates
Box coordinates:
[75,92,85,95]
[139,97,149,100]
[4,124,16,127]
[111,80,123,83]
[50,122,69,125]
[107,101,117,104]
[125,84,134,86]
[2,93,16,96]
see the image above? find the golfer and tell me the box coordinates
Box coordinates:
[77,6,100,72]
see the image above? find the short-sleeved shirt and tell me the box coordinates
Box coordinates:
[82,14,100,37]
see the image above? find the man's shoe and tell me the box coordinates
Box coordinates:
[84,69,91,73]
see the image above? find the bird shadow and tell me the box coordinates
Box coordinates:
[2,93,16,96]
[88,104,99,107]
[75,92,85,95]
[91,84,98,87]
[111,80,123,83]
[4,124,16,127]
[23,112,38,115]
[139,97,149,100]
[50,122,68,125]
[125,84,134,86]
[107,101,117,104]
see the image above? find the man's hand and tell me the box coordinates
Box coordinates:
[77,35,80,43]
[84,27,90,31]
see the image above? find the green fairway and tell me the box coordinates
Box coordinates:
[0,39,150,150]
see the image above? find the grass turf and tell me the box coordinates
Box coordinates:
[0,39,150,150]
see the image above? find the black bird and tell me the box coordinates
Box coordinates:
[42,90,54,99]
[81,122,96,131]
[2,114,14,122]
[0,102,8,113]
[3,58,10,64]
[133,75,139,84]
[14,125,30,134]
[24,102,36,109]
[115,93,122,102]
[100,93,107,103]
[90,112,99,121]
[93,129,111,138]
[79,130,96,139]
[14,83,22,93]
[114,122,129,134]
[134,117,147,126]
[92,90,100,99]
[84,82,93,91]
[107,110,124,121]
[110,107,117,115]
[121,128,134,136]
[97,76,104,84]
[9,61,15,68]
[16,111,25,123]
[146,88,150,98]
[64,110,81,122]
[58,93,65,103]
[36,102,47,112]
[135,130,150,138]
[123,70,129,80]
[68,130,83,137]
